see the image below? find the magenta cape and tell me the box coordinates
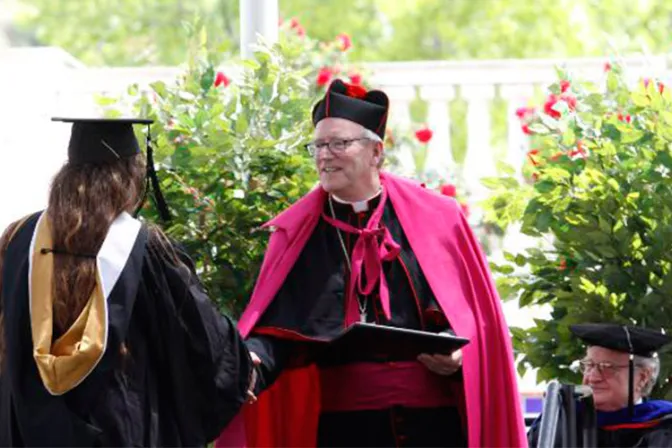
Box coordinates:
[217,172,526,447]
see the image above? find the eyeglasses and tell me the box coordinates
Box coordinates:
[304,137,371,157]
[578,360,632,377]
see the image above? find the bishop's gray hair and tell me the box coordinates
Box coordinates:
[359,126,384,167]
[635,355,661,397]
[362,127,383,143]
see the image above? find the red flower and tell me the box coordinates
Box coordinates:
[414,127,433,144]
[460,202,470,217]
[316,68,332,87]
[569,141,587,159]
[617,113,632,123]
[558,259,567,271]
[336,33,352,51]
[295,25,306,37]
[345,83,367,99]
[527,149,541,166]
[604,62,612,72]
[561,93,577,111]
[214,71,230,88]
[440,183,457,197]
[515,106,535,119]
[349,73,362,85]
[544,94,561,119]
[521,124,533,135]
[659,82,665,94]
[560,80,571,93]
[289,18,300,29]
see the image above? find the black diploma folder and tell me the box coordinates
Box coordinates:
[320,322,470,362]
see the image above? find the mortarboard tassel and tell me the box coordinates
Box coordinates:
[135,126,171,222]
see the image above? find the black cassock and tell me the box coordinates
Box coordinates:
[0,212,252,447]
[246,195,467,447]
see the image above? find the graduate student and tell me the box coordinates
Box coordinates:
[0,117,255,446]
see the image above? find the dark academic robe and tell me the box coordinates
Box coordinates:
[245,193,467,447]
[0,211,253,447]
[528,400,672,447]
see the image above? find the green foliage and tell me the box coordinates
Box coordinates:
[108,35,318,316]
[14,0,672,65]
[482,63,672,396]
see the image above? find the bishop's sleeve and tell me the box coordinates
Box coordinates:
[142,235,254,445]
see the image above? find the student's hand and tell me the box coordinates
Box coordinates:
[417,349,462,376]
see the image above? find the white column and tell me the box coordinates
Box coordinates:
[419,85,455,178]
[461,84,496,201]
[500,84,535,179]
[384,85,416,176]
[240,0,279,59]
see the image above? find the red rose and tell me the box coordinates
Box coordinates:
[214,71,230,88]
[560,80,571,93]
[316,68,332,87]
[349,73,362,85]
[336,33,352,51]
[440,183,457,197]
[544,94,561,119]
[345,83,367,99]
[460,202,470,217]
[521,124,533,135]
[415,127,433,144]
[604,62,612,72]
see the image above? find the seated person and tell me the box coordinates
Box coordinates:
[528,323,672,447]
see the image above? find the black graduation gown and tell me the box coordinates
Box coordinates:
[528,403,672,447]
[246,195,466,447]
[0,212,253,447]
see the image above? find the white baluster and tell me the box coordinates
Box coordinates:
[500,84,535,179]
[419,85,455,178]
[384,85,417,176]
[461,84,495,201]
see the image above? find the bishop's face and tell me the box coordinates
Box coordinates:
[581,346,648,412]
[312,118,381,201]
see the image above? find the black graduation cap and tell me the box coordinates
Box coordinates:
[51,117,170,222]
[312,79,390,140]
[570,323,671,415]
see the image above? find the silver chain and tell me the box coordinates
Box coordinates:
[328,196,367,320]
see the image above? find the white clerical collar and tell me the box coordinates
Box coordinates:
[331,189,382,213]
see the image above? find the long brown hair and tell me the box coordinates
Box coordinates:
[47,154,146,334]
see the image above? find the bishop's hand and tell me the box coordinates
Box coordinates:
[246,352,262,404]
[417,349,462,376]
